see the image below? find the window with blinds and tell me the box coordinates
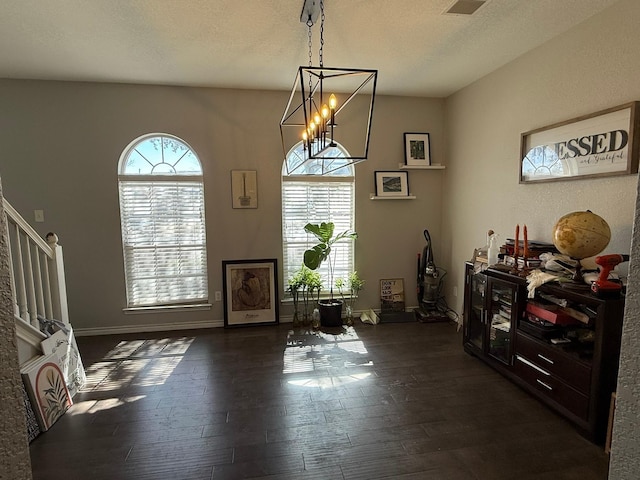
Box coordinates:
[118,134,208,308]
[282,142,355,293]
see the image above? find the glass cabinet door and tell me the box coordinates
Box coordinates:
[466,271,486,351]
[487,278,516,365]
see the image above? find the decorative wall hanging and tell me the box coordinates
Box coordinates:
[223,259,279,327]
[374,171,410,197]
[520,101,640,183]
[231,170,258,209]
[404,133,431,166]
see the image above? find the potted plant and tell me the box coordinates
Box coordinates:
[288,266,322,326]
[335,271,364,326]
[303,222,357,327]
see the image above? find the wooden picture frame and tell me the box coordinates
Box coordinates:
[520,101,640,183]
[404,133,431,166]
[374,171,409,197]
[222,259,279,327]
[231,170,258,208]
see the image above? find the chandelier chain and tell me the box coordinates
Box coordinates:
[307,18,313,68]
[319,0,325,68]
[307,17,313,97]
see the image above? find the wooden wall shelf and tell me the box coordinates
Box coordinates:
[398,164,445,170]
[369,194,416,200]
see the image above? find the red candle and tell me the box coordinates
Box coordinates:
[523,225,529,259]
[514,224,520,257]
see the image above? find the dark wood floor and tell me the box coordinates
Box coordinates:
[29,321,609,480]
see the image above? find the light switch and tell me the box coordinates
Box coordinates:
[34,210,45,223]
[215,291,222,302]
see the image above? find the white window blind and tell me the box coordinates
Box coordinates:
[281,143,355,294]
[118,134,208,308]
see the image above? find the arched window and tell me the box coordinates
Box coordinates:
[118,134,208,308]
[281,142,355,291]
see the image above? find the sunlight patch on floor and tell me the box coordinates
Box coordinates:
[283,327,373,388]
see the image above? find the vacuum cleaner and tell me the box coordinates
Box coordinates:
[415,229,449,322]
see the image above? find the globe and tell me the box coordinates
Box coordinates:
[552,210,611,260]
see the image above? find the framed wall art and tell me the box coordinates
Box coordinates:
[520,101,640,183]
[374,171,409,197]
[231,170,258,208]
[404,133,431,166]
[222,258,279,327]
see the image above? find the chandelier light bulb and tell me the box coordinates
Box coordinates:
[329,94,337,110]
[321,104,330,119]
[314,112,321,125]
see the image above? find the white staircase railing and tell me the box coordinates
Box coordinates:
[3,199,68,332]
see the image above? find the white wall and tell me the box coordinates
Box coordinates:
[443,0,640,476]
[0,81,445,333]
[443,0,640,316]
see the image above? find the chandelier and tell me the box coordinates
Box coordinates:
[280,0,378,175]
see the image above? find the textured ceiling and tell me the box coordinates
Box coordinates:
[0,0,620,97]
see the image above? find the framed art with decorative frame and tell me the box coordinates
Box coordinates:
[222,258,279,327]
[404,133,431,166]
[374,171,409,197]
[520,101,640,183]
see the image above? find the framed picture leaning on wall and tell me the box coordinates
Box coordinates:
[222,258,279,327]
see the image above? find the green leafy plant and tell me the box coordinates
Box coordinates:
[303,222,357,298]
[335,271,365,325]
[287,265,322,325]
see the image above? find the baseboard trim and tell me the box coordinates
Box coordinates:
[74,319,223,336]
[74,316,295,336]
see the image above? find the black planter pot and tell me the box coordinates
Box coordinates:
[318,299,343,327]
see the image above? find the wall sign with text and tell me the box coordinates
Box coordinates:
[520,101,640,183]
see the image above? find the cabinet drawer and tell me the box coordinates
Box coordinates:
[516,333,591,394]
[515,355,589,420]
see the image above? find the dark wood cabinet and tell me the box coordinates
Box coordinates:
[462,262,624,444]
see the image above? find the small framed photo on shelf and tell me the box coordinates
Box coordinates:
[374,170,409,197]
[222,259,279,327]
[404,133,431,166]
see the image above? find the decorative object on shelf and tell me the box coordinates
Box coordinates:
[374,170,409,197]
[520,101,640,183]
[231,170,257,209]
[303,221,358,327]
[552,210,611,282]
[404,133,431,167]
[222,259,279,327]
[280,0,378,175]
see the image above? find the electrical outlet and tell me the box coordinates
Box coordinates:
[215,291,222,302]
